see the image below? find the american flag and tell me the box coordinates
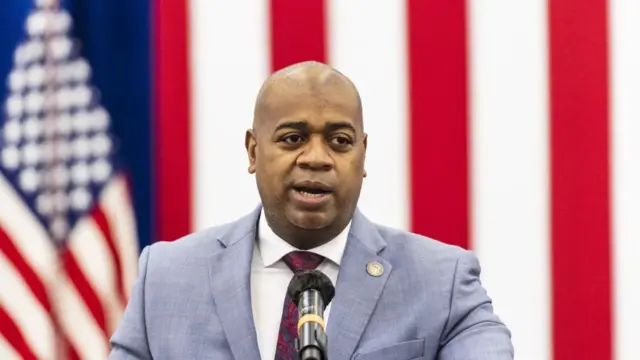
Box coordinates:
[0,1,139,359]
[154,1,640,359]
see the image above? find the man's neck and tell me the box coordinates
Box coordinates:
[265,216,348,250]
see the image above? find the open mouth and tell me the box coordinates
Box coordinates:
[292,186,331,197]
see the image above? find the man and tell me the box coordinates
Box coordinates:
[109,61,514,359]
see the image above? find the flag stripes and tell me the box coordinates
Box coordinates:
[167,0,640,359]
[611,1,640,359]
[92,206,128,306]
[548,0,613,358]
[154,0,192,242]
[189,0,268,231]
[269,0,326,70]
[327,0,409,230]
[0,256,52,360]
[406,0,470,250]
[468,1,551,358]
[0,306,38,360]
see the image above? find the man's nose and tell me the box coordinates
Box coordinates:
[296,136,333,171]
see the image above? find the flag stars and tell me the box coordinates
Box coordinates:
[6,94,23,118]
[72,110,92,134]
[56,113,73,136]
[74,86,92,108]
[52,190,69,213]
[26,10,70,37]
[40,142,55,164]
[49,215,69,242]
[22,142,42,166]
[3,120,22,144]
[55,140,72,162]
[91,108,110,131]
[91,159,112,183]
[70,187,92,211]
[73,59,90,82]
[1,147,20,170]
[71,161,90,186]
[56,86,73,110]
[19,168,40,193]
[36,0,58,10]
[54,12,72,34]
[15,40,45,65]
[8,70,26,92]
[27,11,48,37]
[49,36,72,61]
[51,164,70,188]
[91,134,112,157]
[24,117,43,140]
[36,193,53,215]
[25,91,45,114]
[72,136,91,159]
[27,65,46,88]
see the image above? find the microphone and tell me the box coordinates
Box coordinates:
[287,269,335,360]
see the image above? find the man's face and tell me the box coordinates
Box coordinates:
[247,81,366,232]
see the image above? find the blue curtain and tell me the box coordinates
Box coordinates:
[0,0,154,250]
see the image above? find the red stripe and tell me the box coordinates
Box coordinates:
[0,226,52,313]
[548,0,612,359]
[61,249,109,340]
[0,307,38,360]
[406,0,470,249]
[59,332,81,360]
[154,0,192,241]
[91,206,127,306]
[269,0,327,71]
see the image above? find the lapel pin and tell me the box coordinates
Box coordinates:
[366,261,384,277]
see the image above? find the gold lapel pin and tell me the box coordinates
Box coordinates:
[366,261,384,277]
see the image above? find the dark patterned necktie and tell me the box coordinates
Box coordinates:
[274,251,326,360]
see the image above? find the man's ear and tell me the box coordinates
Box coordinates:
[245,129,257,174]
[363,133,368,178]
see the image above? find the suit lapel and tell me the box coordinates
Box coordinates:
[207,207,262,360]
[327,210,392,360]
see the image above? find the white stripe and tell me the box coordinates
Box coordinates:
[468,2,550,359]
[327,0,409,230]
[190,0,268,231]
[0,176,57,284]
[0,254,55,359]
[610,1,640,359]
[100,176,139,300]
[0,334,22,360]
[67,218,124,334]
[55,274,109,360]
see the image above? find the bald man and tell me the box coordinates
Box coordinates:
[109,61,514,360]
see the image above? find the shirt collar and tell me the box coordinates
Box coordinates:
[257,208,350,267]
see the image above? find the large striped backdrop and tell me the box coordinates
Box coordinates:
[1,0,639,359]
[157,1,640,360]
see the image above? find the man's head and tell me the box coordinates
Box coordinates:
[246,61,367,249]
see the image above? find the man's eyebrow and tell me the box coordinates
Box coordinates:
[274,121,357,133]
[325,121,356,133]
[274,121,308,132]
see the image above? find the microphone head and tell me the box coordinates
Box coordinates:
[287,270,335,305]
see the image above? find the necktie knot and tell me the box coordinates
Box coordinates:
[282,251,325,272]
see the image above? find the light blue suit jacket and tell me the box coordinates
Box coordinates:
[109,206,513,359]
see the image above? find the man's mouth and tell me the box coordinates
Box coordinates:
[291,181,333,198]
[293,186,331,197]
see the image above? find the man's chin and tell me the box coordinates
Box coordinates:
[286,208,333,230]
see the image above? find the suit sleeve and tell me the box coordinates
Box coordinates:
[108,246,153,360]
[437,250,514,360]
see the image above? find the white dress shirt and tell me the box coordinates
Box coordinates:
[250,209,350,359]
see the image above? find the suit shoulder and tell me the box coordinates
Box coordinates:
[373,223,470,269]
[143,219,241,266]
